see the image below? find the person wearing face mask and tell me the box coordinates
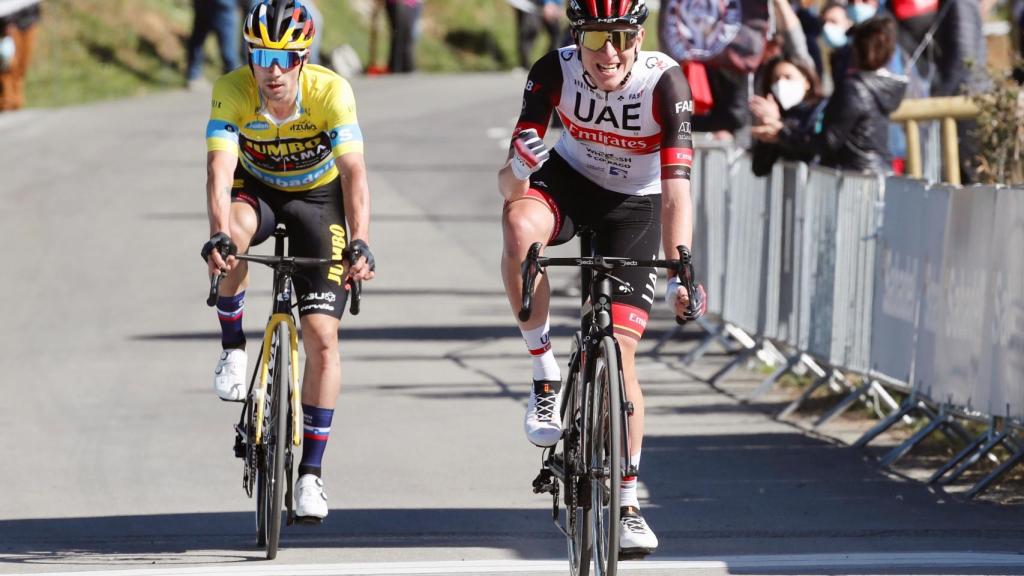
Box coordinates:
[748,56,826,176]
[820,1,854,95]
[848,0,881,24]
[813,14,907,172]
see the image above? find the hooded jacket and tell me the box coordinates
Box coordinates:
[815,67,908,172]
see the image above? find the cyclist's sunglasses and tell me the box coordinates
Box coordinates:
[577,29,640,52]
[250,48,308,70]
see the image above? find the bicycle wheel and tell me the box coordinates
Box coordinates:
[258,324,290,559]
[590,336,622,576]
[266,323,290,557]
[562,336,592,576]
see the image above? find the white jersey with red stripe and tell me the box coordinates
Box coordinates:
[514,46,694,197]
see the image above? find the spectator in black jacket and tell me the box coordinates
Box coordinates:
[749,55,827,176]
[815,15,907,173]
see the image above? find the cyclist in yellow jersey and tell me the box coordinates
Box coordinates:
[201,0,374,522]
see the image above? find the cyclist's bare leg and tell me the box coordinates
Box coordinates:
[617,335,644,456]
[299,313,342,409]
[218,201,258,296]
[501,197,555,329]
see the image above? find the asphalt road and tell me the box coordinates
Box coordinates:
[0,73,1022,576]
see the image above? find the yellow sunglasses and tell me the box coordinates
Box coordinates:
[577,29,640,52]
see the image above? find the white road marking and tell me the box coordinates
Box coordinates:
[19,553,1024,576]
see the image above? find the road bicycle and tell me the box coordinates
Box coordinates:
[524,230,698,576]
[206,226,361,559]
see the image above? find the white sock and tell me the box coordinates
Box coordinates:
[522,320,560,383]
[620,451,641,509]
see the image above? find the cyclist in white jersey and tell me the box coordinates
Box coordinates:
[498,0,706,554]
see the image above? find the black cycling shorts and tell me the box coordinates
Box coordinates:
[232,169,349,319]
[522,151,662,340]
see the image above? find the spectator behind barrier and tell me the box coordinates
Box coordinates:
[820,1,853,95]
[0,0,41,111]
[814,14,907,173]
[748,55,827,176]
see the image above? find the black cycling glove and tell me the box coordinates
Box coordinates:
[201,232,237,263]
[347,239,376,272]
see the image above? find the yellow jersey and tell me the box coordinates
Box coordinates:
[206,64,364,192]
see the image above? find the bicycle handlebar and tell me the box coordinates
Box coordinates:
[519,242,701,325]
[206,253,363,315]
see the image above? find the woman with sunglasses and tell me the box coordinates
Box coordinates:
[498,0,705,556]
[202,0,376,523]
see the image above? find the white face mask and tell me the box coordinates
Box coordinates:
[848,2,877,24]
[823,23,849,48]
[771,77,807,111]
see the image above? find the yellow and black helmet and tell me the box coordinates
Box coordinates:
[243,0,316,51]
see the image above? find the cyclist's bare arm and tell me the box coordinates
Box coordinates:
[336,152,374,282]
[206,150,239,275]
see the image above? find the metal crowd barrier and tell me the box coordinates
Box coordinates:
[680,145,1024,497]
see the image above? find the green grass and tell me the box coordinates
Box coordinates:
[24,1,661,108]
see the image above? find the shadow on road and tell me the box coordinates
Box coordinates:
[0,508,564,567]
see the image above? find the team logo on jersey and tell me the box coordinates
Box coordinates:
[674,100,694,113]
[561,48,575,61]
[245,120,270,130]
[242,135,331,172]
[609,166,629,178]
[574,93,642,131]
[290,120,318,132]
[678,121,692,135]
[645,56,669,71]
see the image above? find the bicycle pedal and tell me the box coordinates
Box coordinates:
[232,434,246,459]
[531,469,557,494]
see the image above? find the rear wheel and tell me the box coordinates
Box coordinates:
[590,336,622,576]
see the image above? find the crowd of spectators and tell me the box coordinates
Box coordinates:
[660,0,1003,181]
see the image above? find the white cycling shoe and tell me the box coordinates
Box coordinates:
[294,474,329,521]
[524,381,562,447]
[213,349,247,402]
[619,506,659,554]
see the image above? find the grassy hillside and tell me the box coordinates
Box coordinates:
[24,0,660,109]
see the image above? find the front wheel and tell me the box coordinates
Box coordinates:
[267,324,290,559]
[590,336,623,576]
[562,334,591,576]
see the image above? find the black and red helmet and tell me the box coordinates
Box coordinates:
[566,0,649,27]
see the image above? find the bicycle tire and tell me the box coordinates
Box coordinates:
[590,336,622,576]
[265,323,289,559]
[562,335,592,576]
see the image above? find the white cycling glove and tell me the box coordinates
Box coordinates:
[510,128,550,181]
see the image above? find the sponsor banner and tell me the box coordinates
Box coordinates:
[869,177,929,384]
[984,188,1024,419]
[922,186,997,410]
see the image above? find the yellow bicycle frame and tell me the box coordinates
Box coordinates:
[253,313,303,447]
